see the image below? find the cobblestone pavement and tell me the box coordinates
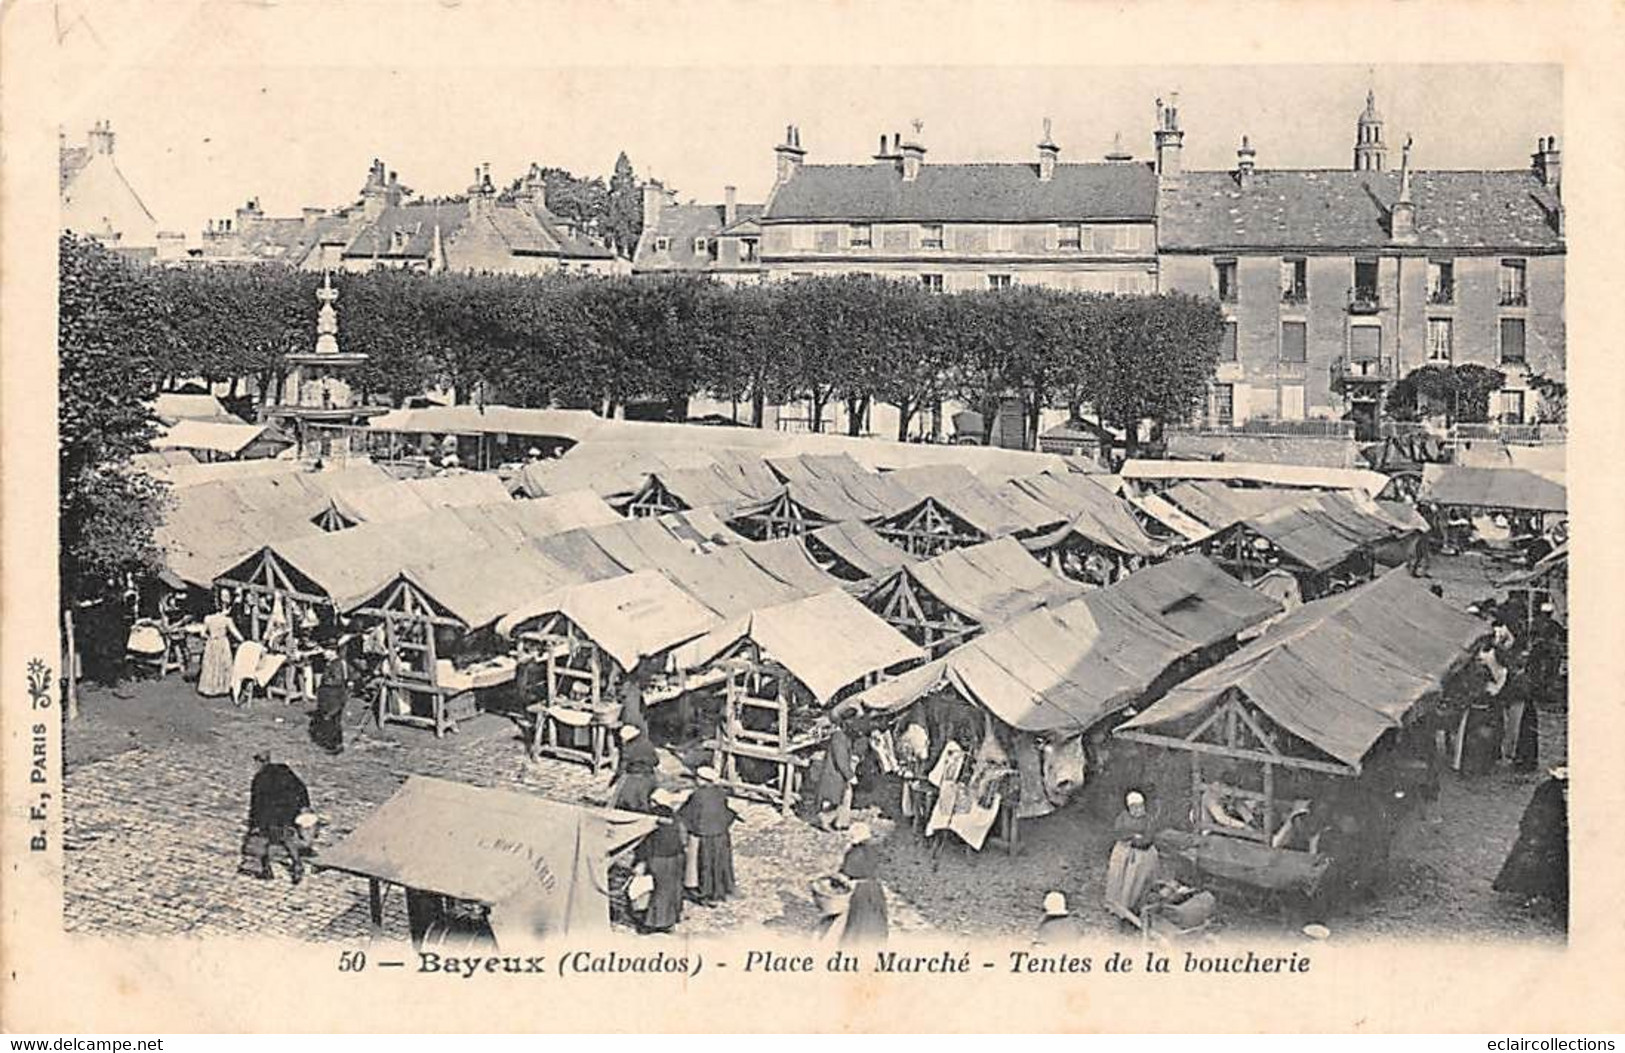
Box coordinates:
[63,679,929,944]
[65,631,1566,946]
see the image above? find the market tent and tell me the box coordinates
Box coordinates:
[496,570,721,669]
[656,508,740,550]
[737,537,847,595]
[1010,472,1165,558]
[367,405,603,443]
[1122,459,1391,497]
[516,445,726,500]
[131,449,199,472]
[627,462,785,516]
[1245,493,1413,573]
[156,480,324,587]
[657,546,808,619]
[577,518,703,571]
[680,590,925,702]
[1098,553,1284,650]
[474,490,623,540]
[765,452,869,485]
[1453,439,1566,479]
[153,419,286,459]
[1419,465,1567,513]
[732,472,921,530]
[532,529,645,582]
[1117,570,1486,771]
[1162,481,1310,533]
[1128,491,1216,544]
[362,544,587,632]
[805,520,916,580]
[851,588,1195,734]
[318,775,656,941]
[152,392,240,425]
[866,536,1086,629]
[881,462,979,498]
[324,473,513,527]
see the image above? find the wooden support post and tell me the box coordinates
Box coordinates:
[368,878,384,934]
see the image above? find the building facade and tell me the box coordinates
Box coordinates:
[632,183,764,283]
[756,123,1158,293]
[60,121,170,259]
[1156,93,1565,428]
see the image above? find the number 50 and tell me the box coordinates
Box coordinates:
[338,950,367,972]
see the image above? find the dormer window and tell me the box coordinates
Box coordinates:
[389,229,409,252]
[1058,223,1082,250]
[849,223,872,249]
[693,236,709,254]
[741,238,759,262]
[654,236,670,252]
[920,224,944,250]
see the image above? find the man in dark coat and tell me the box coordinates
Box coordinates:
[616,665,647,734]
[610,724,659,812]
[246,751,310,884]
[678,766,738,905]
[1494,766,1569,910]
[814,721,857,831]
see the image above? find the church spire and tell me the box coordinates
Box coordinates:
[1354,89,1387,172]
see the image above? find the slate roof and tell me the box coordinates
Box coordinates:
[60,145,91,192]
[634,201,765,273]
[1159,169,1563,252]
[762,162,1157,222]
[344,200,615,262]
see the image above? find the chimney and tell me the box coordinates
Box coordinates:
[1037,118,1059,182]
[1235,135,1257,189]
[1154,95,1184,188]
[724,185,738,227]
[361,158,390,219]
[1532,135,1562,198]
[235,197,263,230]
[873,133,894,161]
[467,163,495,218]
[1104,132,1132,163]
[774,124,807,184]
[642,180,665,231]
[88,119,116,155]
[516,163,547,214]
[155,230,186,261]
[1390,135,1417,245]
[899,121,926,183]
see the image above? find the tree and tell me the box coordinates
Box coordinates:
[344,269,437,406]
[1528,372,1566,424]
[872,285,952,441]
[1081,293,1225,453]
[1387,363,1506,425]
[57,235,170,615]
[603,152,644,259]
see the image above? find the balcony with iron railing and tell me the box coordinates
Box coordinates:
[1281,286,1309,307]
[1332,355,1397,383]
[1346,287,1382,315]
[1426,285,1455,305]
[1499,290,1529,307]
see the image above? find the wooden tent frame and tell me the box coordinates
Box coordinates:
[1199,524,1375,601]
[215,548,329,704]
[353,578,476,738]
[875,499,987,558]
[515,612,623,772]
[624,476,689,519]
[863,570,981,658]
[730,491,828,541]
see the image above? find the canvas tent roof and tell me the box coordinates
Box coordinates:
[1162,481,1308,532]
[1119,570,1485,770]
[851,555,1276,734]
[318,776,656,936]
[806,520,916,579]
[152,392,239,425]
[496,570,721,669]
[1128,492,1215,544]
[362,545,586,631]
[656,508,739,550]
[657,546,808,619]
[765,452,868,485]
[516,445,728,500]
[367,405,603,442]
[680,590,925,702]
[737,472,922,525]
[1122,459,1391,497]
[1010,473,1165,557]
[153,419,278,456]
[736,538,845,595]
[325,473,513,526]
[1245,491,1420,573]
[872,536,1086,628]
[1419,465,1567,513]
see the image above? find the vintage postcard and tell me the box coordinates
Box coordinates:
[3,0,1622,1036]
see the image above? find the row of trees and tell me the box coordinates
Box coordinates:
[142,259,1227,446]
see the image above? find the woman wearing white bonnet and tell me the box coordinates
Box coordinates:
[835,821,888,946]
[1033,890,1087,945]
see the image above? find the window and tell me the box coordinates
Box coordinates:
[1280,383,1306,421]
[1500,259,1528,306]
[1220,321,1238,362]
[920,274,944,292]
[1058,223,1082,250]
[1212,384,1235,427]
[1280,258,1308,303]
[849,223,872,248]
[1215,259,1237,302]
[1500,317,1527,363]
[1427,318,1453,362]
[988,274,1014,290]
[1353,258,1379,303]
[1280,321,1307,363]
[920,224,944,250]
[740,238,758,262]
[1350,324,1382,363]
[1427,259,1454,304]
[654,236,670,252]
[1499,390,1526,424]
[693,236,708,254]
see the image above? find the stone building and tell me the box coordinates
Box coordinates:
[59,121,170,259]
[632,182,764,283]
[1156,92,1565,429]
[755,122,1158,293]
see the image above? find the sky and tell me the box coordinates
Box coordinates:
[53,1,1563,243]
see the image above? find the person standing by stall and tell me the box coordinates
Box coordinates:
[634,789,688,933]
[610,724,659,813]
[833,822,889,946]
[679,767,738,906]
[1104,791,1160,920]
[198,595,242,699]
[814,718,858,831]
[309,634,351,756]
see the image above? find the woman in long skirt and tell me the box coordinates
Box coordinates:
[837,822,889,947]
[1494,766,1569,908]
[197,599,242,698]
[678,767,738,905]
[1104,791,1160,920]
[637,791,687,933]
[308,644,349,755]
